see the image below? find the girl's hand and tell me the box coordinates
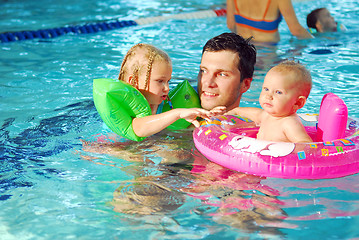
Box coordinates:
[208,106,227,116]
[179,108,211,127]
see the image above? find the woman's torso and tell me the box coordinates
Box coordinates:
[233,0,282,42]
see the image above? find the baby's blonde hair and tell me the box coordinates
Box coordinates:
[273,60,312,98]
[118,43,171,90]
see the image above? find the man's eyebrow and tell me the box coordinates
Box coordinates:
[217,68,232,73]
[199,66,231,72]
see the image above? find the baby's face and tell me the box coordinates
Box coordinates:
[317,8,337,32]
[259,70,301,117]
[138,59,172,106]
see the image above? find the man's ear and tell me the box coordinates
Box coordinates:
[240,78,252,93]
[295,96,307,110]
[315,21,324,33]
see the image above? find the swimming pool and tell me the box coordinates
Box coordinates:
[1,0,359,239]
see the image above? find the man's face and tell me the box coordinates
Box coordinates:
[197,50,251,110]
[317,8,337,32]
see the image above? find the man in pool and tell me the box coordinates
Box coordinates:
[84,33,256,162]
[306,8,345,33]
[197,32,256,111]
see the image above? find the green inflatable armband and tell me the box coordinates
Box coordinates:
[93,78,151,142]
[162,80,201,130]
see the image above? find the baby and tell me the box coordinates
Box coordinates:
[227,60,313,143]
[119,43,214,138]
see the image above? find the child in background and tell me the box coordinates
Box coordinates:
[226,60,313,143]
[118,43,215,138]
[307,8,346,33]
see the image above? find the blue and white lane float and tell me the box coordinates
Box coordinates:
[0,8,226,43]
[193,93,359,180]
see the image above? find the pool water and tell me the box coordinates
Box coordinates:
[1,0,359,239]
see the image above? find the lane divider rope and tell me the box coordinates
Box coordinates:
[0,8,226,43]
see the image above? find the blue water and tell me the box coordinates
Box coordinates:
[1,0,359,239]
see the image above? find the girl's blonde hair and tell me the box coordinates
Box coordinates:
[118,43,171,90]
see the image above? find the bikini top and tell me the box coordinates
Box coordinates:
[234,0,282,32]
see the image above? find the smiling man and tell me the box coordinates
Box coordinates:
[198,32,257,111]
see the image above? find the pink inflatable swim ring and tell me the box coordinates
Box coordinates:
[193,93,359,179]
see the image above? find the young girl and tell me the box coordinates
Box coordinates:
[118,43,212,138]
[226,60,313,143]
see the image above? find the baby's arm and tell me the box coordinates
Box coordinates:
[132,108,210,137]
[226,107,264,124]
[283,117,313,143]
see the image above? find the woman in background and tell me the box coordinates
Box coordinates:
[226,0,313,43]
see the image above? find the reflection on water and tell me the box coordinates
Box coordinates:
[184,151,292,237]
[112,180,186,215]
[79,119,359,239]
[82,131,294,238]
[2,96,357,238]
